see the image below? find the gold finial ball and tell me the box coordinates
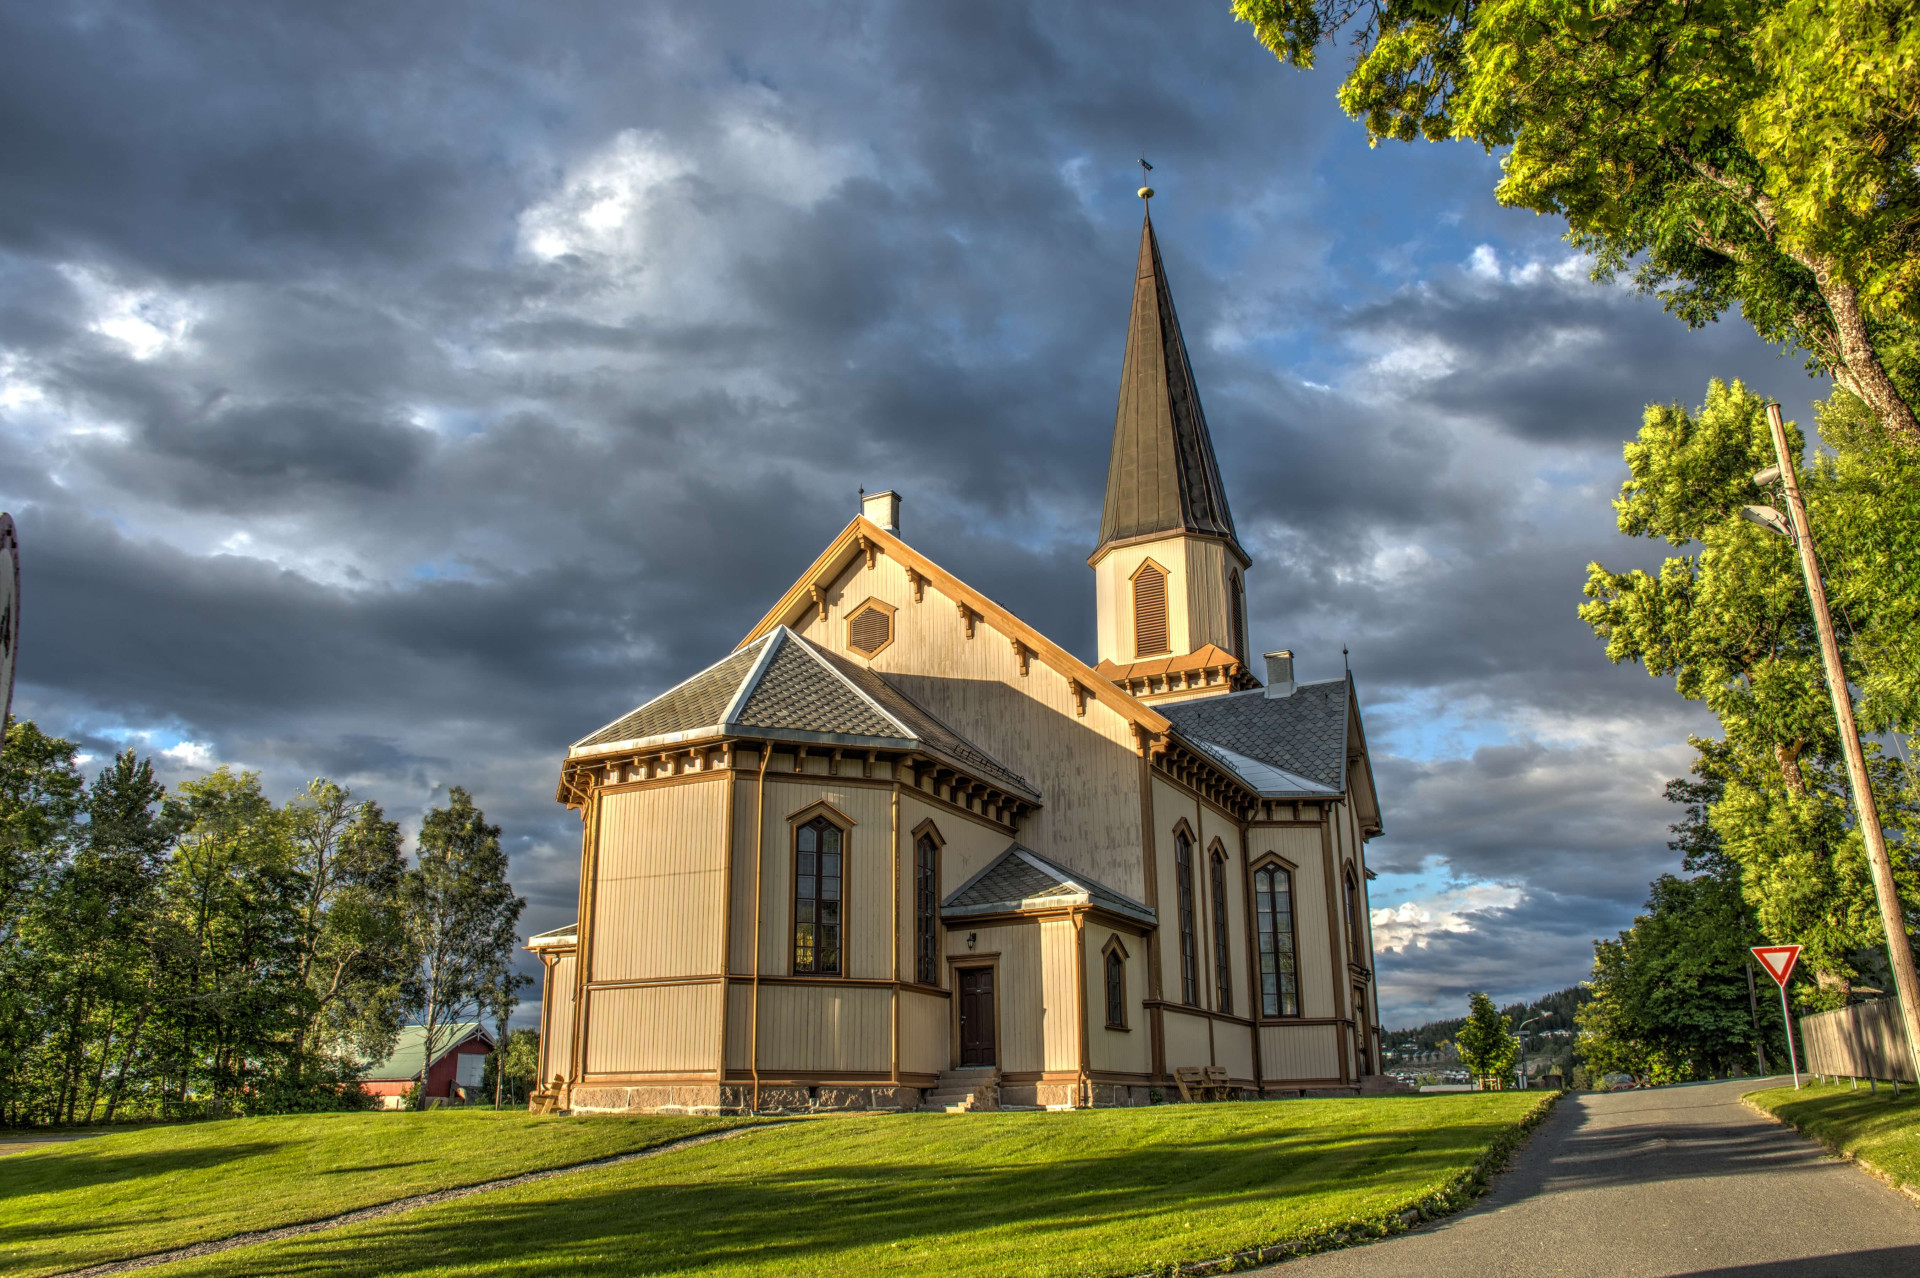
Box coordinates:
[1138,186,1154,199]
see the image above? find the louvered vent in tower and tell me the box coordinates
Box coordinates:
[847,601,895,656]
[1132,563,1169,657]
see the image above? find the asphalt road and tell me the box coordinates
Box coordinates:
[1266,1078,1920,1278]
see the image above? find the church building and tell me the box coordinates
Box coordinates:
[529,199,1386,1113]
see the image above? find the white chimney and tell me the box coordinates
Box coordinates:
[862,489,901,533]
[1263,650,1295,698]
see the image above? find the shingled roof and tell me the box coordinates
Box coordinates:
[1159,679,1351,797]
[943,843,1155,925]
[570,628,1038,800]
[1096,207,1242,560]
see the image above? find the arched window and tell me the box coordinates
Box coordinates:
[1174,831,1198,1006]
[1104,947,1126,1029]
[914,833,939,984]
[793,816,843,975]
[1229,572,1246,662]
[1209,850,1233,1014]
[1133,562,1170,658]
[1254,864,1299,1017]
[1345,869,1367,966]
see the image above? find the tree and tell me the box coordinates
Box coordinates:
[484,1029,541,1109]
[286,780,410,1074]
[1454,991,1518,1088]
[1232,0,1920,446]
[1578,379,1920,990]
[401,788,525,1086]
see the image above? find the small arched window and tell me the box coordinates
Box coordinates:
[914,833,939,984]
[1133,561,1170,658]
[1254,864,1299,1017]
[1209,850,1233,1014]
[1104,947,1126,1029]
[794,816,843,975]
[1174,831,1198,1006]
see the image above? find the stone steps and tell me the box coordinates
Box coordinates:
[922,1067,1000,1112]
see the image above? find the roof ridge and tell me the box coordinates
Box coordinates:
[718,630,784,727]
[1011,844,1151,913]
[569,637,767,751]
[781,630,920,741]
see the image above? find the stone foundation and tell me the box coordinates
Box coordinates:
[563,1082,926,1115]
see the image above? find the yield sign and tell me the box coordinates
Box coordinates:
[1753,945,1802,988]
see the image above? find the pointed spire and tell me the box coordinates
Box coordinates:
[1096,203,1240,558]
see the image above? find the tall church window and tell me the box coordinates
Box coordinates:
[1104,946,1127,1028]
[1210,850,1233,1014]
[1345,869,1367,966]
[914,833,939,984]
[1174,831,1198,1005]
[1229,572,1246,662]
[794,816,843,975]
[1133,562,1170,657]
[1254,864,1299,1017]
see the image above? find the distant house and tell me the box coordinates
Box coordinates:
[362,1024,496,1109]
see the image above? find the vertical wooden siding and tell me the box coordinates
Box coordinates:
[945,922,1044,1074]
[1261,1023,1341,1081]
[745,778,894,980]
[1248,824,1335,1020]
[1086,927,1151,1076]
[1161,1007,1213,1072]
[1040,918,1082,1074]
[898,988,949,1075]
[591,782,728,983]
[751,983,892,1073]
[583,983,720,1076]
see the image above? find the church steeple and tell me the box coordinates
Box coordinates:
[1095,205,1242,561]
[1090,197,1255,700]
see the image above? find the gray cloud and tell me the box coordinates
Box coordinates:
[0,0,1779,1026]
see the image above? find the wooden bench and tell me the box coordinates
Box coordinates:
[1174,1066,1234,1103]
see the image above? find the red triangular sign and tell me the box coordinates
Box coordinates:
[1753,945,1801,988]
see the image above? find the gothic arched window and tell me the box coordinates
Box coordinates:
[914,833,939,984]
[1174,831,1198,1006]
[1210,850,1233,1014]
[1254,863,1299,1017]
[793,816,843,975]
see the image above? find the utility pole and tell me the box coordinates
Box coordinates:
[1762,401,1920,1084]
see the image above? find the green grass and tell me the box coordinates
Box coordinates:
[142,1094,1549,1278]
[1747,1078,1920,1193]
[0,1110,744,1277]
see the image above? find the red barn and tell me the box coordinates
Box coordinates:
[362,1024,496,1108]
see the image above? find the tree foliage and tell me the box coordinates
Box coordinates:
[1453,991,1518,1086]
[0,724,526,1126]
[1232,0,1920,445]
[1579,379,1920,991]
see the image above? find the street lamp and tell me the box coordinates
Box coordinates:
[1745,403,1920,1085]
[1516,1016,1543,1090]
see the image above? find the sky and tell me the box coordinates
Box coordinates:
[0,1,1827,1028]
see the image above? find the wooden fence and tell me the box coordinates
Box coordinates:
[1798,999,1915,1082]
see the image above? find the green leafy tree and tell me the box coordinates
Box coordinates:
[1232,0,1920,445]
[1578,379,1920,991]
[1454,992,1518,1088]
[483,1028,541,1108]
[286,780,410,1075]
[402,788,525,1085]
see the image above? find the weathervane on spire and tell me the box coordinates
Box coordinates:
[1137,157,1154,201]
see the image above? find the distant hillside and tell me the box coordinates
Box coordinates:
[1386,985,1590,1051]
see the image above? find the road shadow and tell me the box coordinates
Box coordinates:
[1677,1246,1920,1276]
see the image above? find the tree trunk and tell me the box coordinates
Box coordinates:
[1811,263,1920,449]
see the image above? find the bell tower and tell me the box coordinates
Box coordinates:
[1091,192,1255,705]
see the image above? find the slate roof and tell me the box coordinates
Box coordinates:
[570,628,1038,800]
[1159,678,1351,796]
[944,843,1156,925]
[362,1023,493,1082]
[1096,208,1242,558]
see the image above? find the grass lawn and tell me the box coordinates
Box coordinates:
[1747,1079,1920,1193]
[145,1093,1549,1278]
[0,1109,745,1278]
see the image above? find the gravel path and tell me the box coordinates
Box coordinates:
[53,1123,777,1278]
[1263,1078,1920,1277]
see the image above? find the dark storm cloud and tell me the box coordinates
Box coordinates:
[0,0,1777,1024]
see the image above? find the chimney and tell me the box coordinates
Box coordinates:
[1263,650,1295,698]
[862,489,901,533]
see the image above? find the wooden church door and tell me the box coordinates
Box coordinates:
[958,968,996,1066]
